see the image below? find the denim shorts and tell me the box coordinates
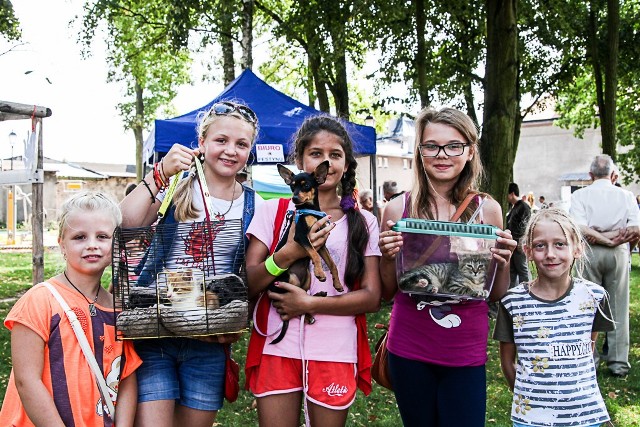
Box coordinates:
[134,338,225,411]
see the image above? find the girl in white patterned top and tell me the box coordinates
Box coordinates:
[493,208,614,427]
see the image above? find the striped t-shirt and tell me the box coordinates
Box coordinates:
[493,278,613,426]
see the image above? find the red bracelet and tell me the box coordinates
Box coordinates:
[159,160,169,183]
[153,162,168,189]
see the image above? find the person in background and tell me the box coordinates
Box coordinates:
[526,192,539,213]
[507,183,531,288]
[538,195,548,209]
[125,182,138,197]
[359,188,374,213]
[236,167,249,185]
[0,191,141,426]
[494,208,613,427]
[569,154,640,377]
[378,107,516,427]
[382,180,404,202]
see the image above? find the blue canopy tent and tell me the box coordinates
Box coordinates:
[143,69,377,199]
[146,69,376,161]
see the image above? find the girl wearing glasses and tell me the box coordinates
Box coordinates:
[244,116,382,427]
[378,107,516,427]
[120,101,262,427]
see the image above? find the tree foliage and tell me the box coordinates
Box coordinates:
[0,0,20,41]
[81,0,191,179]
[555,0,640,181]
[255,0,377,118]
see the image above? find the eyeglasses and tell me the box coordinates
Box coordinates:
[209,101,258,124]
[419,142,469,158]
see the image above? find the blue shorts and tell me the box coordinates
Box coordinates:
[134,338,225,411]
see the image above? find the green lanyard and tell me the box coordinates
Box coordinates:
[157,166,184,219]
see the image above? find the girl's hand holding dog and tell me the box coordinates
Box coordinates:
[269,282,312,320]
[379,220,403,260]
[308,215,334,251]
[281,214,335,261]
[491,229,516,268]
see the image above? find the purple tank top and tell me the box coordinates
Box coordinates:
[386,193,489,366]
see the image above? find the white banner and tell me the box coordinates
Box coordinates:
[255,144,285,163]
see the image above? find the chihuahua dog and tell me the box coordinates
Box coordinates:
[268,160,343,344]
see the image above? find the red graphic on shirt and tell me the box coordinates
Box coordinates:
[179,221,223,269]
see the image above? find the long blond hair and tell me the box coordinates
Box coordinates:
[172,101,258,221]
[409,107,484,221]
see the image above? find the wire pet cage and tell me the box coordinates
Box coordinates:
[112,218,249,339]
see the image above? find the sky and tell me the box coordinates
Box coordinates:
[0,0,223,165]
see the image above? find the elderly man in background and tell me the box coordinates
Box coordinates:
[570,154,640,377]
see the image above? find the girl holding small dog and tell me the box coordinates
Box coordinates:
[245,115,382,427]
[493,208,613,427]
[0,191,141,426]
[378,107,516,427]
[120,101,262,427]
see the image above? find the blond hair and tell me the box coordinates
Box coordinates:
[522,207,586,276]
[172,101,258,221]
[58,192,121,240]
[410,107,484,221]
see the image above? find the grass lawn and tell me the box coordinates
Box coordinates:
[1,251,639,426]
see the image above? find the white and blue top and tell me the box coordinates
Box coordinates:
[493,278,614,427]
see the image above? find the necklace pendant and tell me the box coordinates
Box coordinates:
[88,303,97,317]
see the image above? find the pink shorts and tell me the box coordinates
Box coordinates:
[249,354,357,409]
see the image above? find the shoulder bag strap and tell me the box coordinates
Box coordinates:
[43,282,116,422]
[414,191,479,265]
[271,198,291,253]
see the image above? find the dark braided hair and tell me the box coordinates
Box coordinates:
[291,116,369,289]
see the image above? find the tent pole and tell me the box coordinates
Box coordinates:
[370,155,378,218]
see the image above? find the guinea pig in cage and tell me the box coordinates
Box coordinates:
[112,218,249,339]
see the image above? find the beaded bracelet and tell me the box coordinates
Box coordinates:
[265,254,287,276]
[140,179,156,203]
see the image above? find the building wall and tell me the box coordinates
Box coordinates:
[514,120,640,208]
[0,175,136,226]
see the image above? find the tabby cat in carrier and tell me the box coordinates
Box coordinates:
[399,251,490,298]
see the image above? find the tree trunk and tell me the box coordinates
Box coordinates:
[332,52,350,119]
[221,19,235,85]
[240,0,254,70]
[463,80,478,127]
[481,0,518,213]
[135,80,144,181]
[308,49,330,112]
[587,3,607,157]
[602,0,619,160]
[413,0,430,108]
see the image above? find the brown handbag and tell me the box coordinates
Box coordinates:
[371,323,393,390]
[371,192,480,391]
